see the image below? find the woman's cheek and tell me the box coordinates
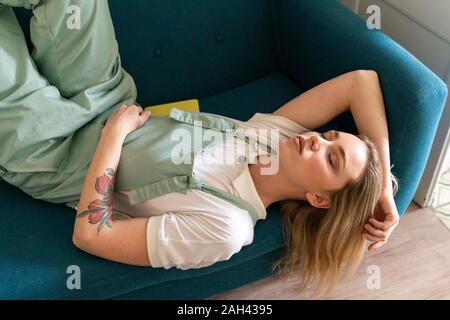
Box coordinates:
[307,157,326,181]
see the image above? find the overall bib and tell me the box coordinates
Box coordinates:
[113,108,277,226]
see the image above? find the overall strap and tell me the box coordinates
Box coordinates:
[127,173,203,205]
[169,108,235,132]
[127,173,259,226]
[170,107,278,157]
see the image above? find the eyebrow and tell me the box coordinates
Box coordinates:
[333,131,347,172]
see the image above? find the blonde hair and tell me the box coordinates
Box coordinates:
[272,134,399,298]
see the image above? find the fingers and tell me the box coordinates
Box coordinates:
[139,110,151,124]
[363,232,385,242]
[127,104,142,112]
[134,105,150,118]
[368,241,385,252]
[364,223,386,239]
[119,104,142,110]
[121,104,150,119]
[369,217,390,231]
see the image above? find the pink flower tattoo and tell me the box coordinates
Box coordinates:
[76,168,115,234]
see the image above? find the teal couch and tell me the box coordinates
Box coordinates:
[1,0,447,299]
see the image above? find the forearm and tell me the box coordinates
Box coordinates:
[74,130,125,240]
[350,71,392,191]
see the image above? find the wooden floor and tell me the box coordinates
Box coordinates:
[210,202,450,299]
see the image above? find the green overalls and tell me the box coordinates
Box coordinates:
[0,0,275,226]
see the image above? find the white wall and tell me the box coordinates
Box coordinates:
[383,0,450,42]
[340,0,358,12]
[340,0,450,207]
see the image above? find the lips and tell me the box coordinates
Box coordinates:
[295,135,305,154]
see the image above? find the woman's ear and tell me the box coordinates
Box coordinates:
[305,192,331,209]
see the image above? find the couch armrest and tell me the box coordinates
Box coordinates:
[273,0,448,215]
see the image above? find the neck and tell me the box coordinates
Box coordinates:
[248,156,306,209]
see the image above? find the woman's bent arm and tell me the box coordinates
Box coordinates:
[273,71,356,130]
[351,71,400,250]
[274,69,393,192]
[73,129,151,266]
[350,70,393,192]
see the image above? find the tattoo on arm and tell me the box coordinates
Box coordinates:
[76,168,116,234]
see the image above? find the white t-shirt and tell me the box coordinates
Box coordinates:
[77,112,310,270]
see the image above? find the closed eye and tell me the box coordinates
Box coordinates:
[320,132,333,167]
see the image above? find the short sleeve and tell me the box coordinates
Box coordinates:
[146,209,253,270]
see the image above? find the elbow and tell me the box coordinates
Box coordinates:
[72,232,85,251]
[355,69,379,81]
[72,229,94,253]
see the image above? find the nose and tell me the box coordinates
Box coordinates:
[308,136,317,151]
[310,134,324,151]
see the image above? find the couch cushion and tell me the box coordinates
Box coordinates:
[12,0,281,108]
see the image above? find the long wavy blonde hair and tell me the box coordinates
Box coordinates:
[272,134,399,298]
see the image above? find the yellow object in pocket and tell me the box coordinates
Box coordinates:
[144,99,200,116]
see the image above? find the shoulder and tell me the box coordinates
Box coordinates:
[230,112,311,139]
[146,202,254,269]
[194,193,255,245]
[201,205,254,257]
[148,190,254,243]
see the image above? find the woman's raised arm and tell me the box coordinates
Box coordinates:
[274,70,392,191]
[274,70,399,251]
[273,70,361,130]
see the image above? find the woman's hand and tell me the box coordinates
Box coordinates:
[363,188,399,252]
[103,104,152,139]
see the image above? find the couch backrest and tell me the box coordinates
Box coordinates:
[13,0,280,106]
